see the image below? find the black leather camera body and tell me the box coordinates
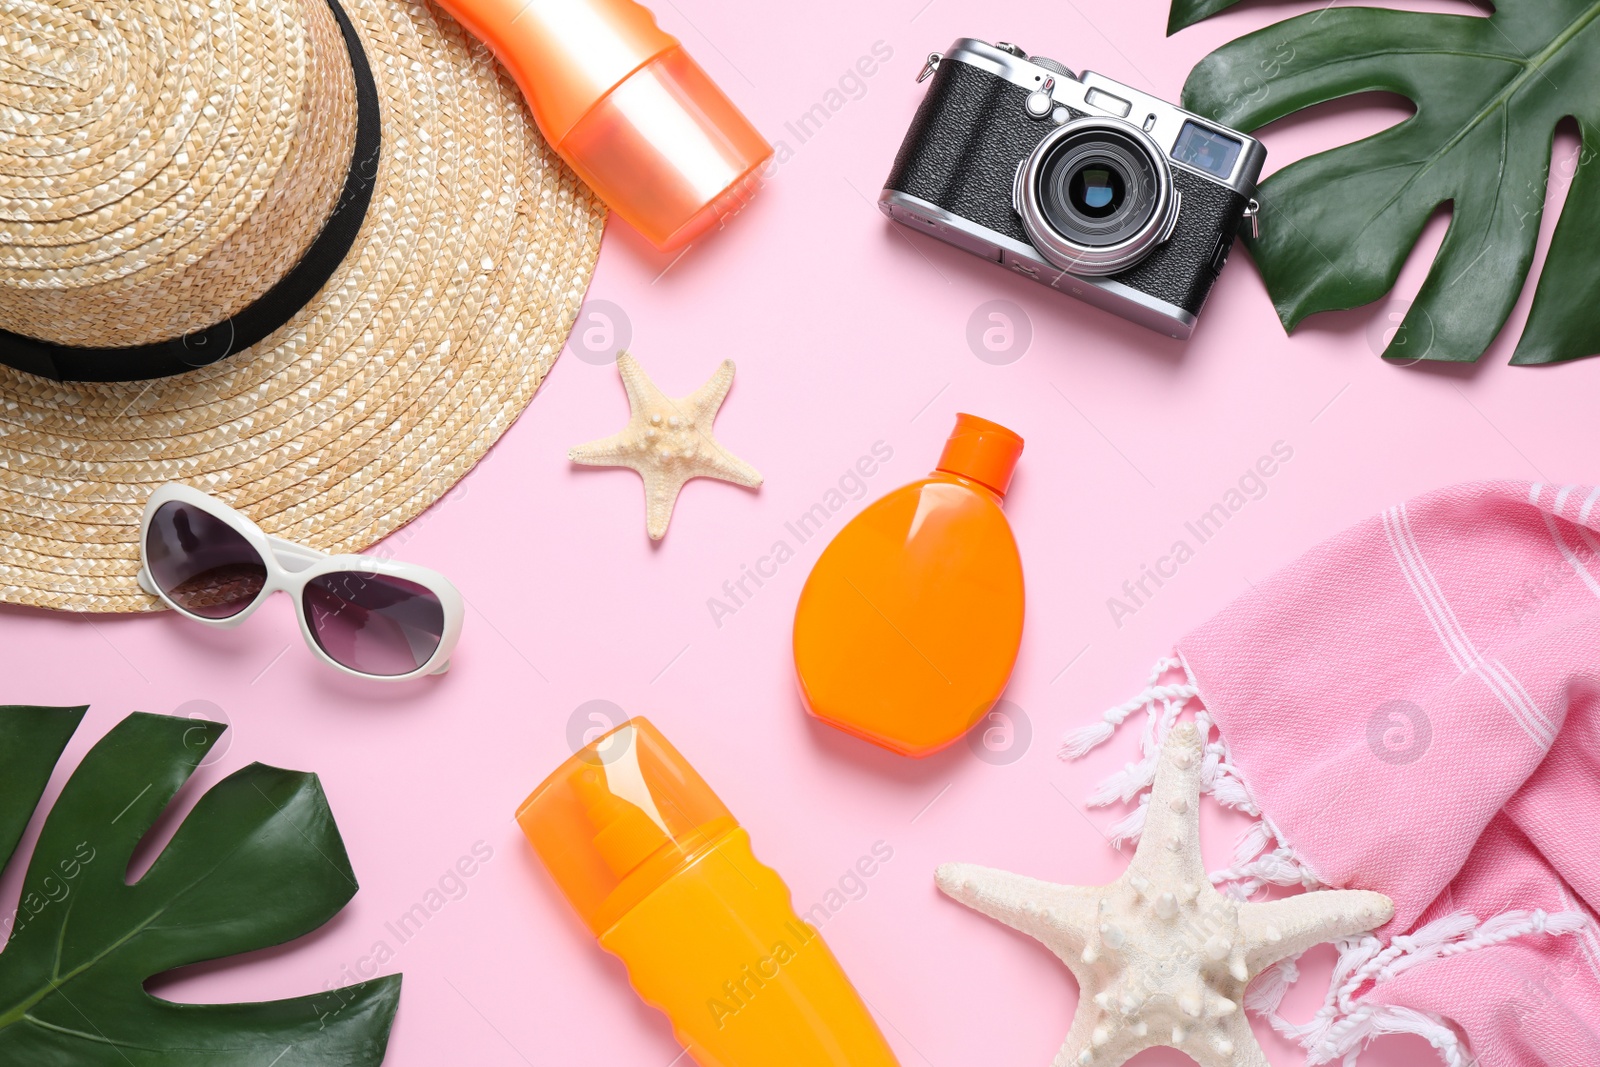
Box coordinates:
[881,39,1266,338]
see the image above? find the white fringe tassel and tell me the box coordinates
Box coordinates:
[1320,1004,1473,1067]
[1264,909,1589,1065]
[1064,655,1596,1067]
[1060,655,1194,760]
[1061,655,1312,893]
[1244,952,1301,1017]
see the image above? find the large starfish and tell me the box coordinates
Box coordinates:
[937,723,1393,1067]
[568,353,762,540]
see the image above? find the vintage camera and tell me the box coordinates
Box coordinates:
[880,39,1265,338]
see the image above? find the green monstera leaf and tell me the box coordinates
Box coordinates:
[0,706,400,1064]
[1173,0,1600,364]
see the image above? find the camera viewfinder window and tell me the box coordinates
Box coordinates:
[1172,121,1241,180]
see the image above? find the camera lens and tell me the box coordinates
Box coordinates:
[1067,165,1124,219]
[1038,131,1157,245]
[1015,119,1177,276]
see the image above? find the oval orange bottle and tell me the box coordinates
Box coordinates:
[517,718,900,1066]
[793,414,1025,757]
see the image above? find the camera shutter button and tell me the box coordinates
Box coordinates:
[1026,77,1056,119]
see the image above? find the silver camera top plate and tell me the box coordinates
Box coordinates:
[939,38,1266,196]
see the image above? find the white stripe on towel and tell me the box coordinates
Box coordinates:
[1382,503,1555,750]
[1582,485,1600,525]
[1396,503,1554,747]
[1563,483,1600,563]
[1531,483,1600,604]
[1380,508,1471,669]
[1490,659,1556,746]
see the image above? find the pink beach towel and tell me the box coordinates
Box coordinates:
[1068,481,1600,1065]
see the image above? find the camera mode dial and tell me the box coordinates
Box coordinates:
[1032,56,1075,79]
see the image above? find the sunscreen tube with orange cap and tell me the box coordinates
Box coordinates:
[433,0,772,251]
[793,414,1026,757]
[517,718,900,1066]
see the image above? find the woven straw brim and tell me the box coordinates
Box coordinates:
[0,0,605,612]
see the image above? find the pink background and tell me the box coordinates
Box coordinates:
[3,0,1596,1064]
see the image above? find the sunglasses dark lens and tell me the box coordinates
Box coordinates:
[145,501,267,619]
[303,571,446,677]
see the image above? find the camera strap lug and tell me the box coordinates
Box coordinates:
[916,53,942,83]
[1243,197,1261,238]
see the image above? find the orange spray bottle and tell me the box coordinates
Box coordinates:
[517,718,900,1066]
[431,0,772,251]
[793,414,1025,757]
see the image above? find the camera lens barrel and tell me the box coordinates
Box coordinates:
[1014,119,1179,276]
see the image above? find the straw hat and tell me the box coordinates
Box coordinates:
[0,0,605,611]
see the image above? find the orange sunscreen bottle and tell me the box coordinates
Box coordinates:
[517,718,900,1067]
[793,414,1025,757]
[431,0,771,251]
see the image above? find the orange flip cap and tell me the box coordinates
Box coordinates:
[936,413,1024,496]
[434,0,772,251]
[516,718,736,936]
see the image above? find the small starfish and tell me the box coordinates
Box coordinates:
[568,353,762,540]
[937,723,1393,1067]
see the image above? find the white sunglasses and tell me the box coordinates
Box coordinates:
[137,483,463,680]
